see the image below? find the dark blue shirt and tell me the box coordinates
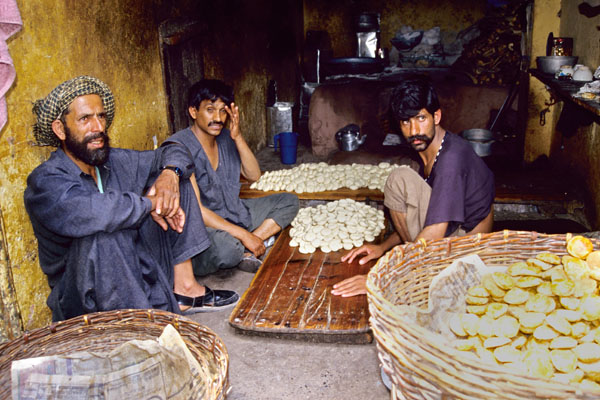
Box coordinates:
[424,132,495,235]
[165,128,252,229]
[24,144,194,287]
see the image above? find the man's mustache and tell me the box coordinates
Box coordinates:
[208,121,224,127]
[84,132,108,144]
[407,135,430,144]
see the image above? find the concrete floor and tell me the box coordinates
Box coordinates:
[187,144,389,399]
[189,270,389,400]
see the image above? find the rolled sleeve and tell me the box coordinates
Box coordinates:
[158,142,194,179]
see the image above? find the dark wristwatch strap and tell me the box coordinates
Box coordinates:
[160,165,183,177]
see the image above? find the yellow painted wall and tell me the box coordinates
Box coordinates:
[552,2,600,227]
[524,0,561,162]
[524,0,600,229]
[525,0,600,228]
[0,0,301,335]
[303,0,486,58]
[1,0,177,330]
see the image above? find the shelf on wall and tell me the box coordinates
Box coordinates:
[530,69,600,117]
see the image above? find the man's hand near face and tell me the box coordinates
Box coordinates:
[224,102,261,182]
[225,102,241,141]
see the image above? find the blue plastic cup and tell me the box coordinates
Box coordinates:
[274,132,298,164]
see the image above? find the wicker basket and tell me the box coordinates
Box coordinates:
[367,230,600,400]
[0,309,229,399]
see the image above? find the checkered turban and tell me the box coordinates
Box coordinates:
[32,76,115,146]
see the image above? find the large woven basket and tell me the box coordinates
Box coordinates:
[367,230,600,400]
[0,309,229,399]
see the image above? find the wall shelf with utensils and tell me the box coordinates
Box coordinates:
[530,68,600,117]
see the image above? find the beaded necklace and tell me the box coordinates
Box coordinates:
[425,134,446,183]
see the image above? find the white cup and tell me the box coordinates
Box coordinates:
[573,65,593,82]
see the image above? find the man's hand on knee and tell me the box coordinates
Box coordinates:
[146,169,187,232]
[149,169,181,217]
[150,208,186,232]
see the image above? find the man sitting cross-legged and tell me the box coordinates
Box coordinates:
[164,79,299,276]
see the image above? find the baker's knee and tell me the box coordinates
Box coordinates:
[215,242,244,268]
[210,231,245,268]
[282,193,299,212]
[275,193,299,227]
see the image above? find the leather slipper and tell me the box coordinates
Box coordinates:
[175,286,239,315]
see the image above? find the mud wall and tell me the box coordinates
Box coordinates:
[552,2,600,228]
[0,0,303,335]
[525,0,600,228]
[0,0,190,332]
[303,0,486,58]
[195,0,303,150]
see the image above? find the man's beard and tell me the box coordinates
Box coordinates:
[64,127,110,166]
[407,134,433,152]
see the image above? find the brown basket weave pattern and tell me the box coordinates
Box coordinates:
[367,230,600,400]
[0,309,229,399]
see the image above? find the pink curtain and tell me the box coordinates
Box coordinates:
[0,0,21,133]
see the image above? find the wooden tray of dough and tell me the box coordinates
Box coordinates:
[229,227,375,343]
[240,182,383,201]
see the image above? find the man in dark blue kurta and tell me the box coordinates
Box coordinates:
[333,77,495,297]
[25,76,238,320]
[164,79,299,275]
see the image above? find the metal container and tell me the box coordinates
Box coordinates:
[536,56,578,74]
[357,31,379,58]
[266,102,294,147]
[336,125,366,151]
[355,12,380,58]
[355,12,380,32]
[321,57,384,77]
[461,128,496,157]
[551,37,573,56]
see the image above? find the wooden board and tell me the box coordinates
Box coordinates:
[239,182,384,201]
[242,181,574,204]
[229,227,375,343]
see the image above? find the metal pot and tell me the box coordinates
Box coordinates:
[321,57,384,77]
[536,56,578,74]
[461,129,496,157]
[355,12,380,32]
[336,129,366,151]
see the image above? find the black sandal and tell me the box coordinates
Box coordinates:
[174,286,239,314]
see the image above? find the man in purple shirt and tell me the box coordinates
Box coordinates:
[25,76,238,320]
[333,77,495,297]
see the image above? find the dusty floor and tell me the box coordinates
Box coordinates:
[189,270,389,400]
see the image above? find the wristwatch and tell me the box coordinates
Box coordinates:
[160,165,183,177]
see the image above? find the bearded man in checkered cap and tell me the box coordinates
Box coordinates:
[25,76,238,321]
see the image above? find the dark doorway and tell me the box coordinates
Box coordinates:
[159,18,205,134]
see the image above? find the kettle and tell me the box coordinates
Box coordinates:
[335,124,367,151]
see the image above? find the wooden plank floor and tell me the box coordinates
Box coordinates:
[229,227,375,343]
